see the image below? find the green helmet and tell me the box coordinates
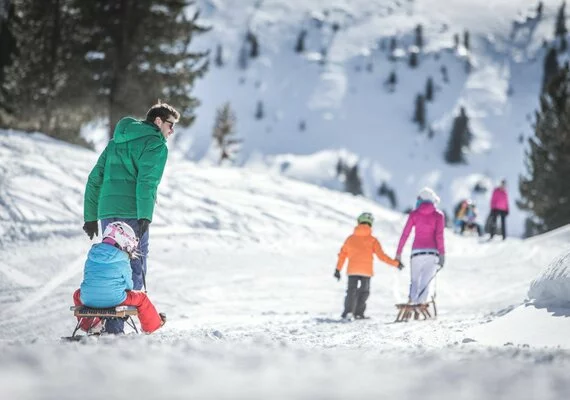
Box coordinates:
[357,212,374,226]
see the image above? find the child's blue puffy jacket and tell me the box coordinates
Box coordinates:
[80,243,133,308]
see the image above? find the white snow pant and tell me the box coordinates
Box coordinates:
[409,254,439,304]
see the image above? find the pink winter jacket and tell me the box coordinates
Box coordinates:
[396,202,445,256]
[490,187,509,212]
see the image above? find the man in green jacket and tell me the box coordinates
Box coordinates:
[82,102,179,333]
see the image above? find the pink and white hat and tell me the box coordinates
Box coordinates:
[102,221,139,257]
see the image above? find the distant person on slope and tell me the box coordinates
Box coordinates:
[334,212,404,320]
[489,179,509,240]
[456,199,483,237]
[82,102,179,334]
[72,222,166,334]
[396,188,445,305]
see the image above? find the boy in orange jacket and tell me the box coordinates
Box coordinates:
[334,212,404,320]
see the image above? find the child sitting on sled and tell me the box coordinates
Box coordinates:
[72,221,166,334]
[334,212,404,320]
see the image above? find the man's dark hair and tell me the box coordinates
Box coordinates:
[145,102,180,123]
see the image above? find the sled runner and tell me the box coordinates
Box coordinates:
[63,305,139,341]
[394,299,437,322]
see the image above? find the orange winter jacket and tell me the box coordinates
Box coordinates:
[336,224,399,277]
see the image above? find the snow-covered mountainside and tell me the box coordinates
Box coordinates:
[167,0,563,237]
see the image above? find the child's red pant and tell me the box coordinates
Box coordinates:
[72,289,162,333]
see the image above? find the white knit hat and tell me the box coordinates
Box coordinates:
[417,187,440,204]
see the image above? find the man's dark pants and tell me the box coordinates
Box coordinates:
[101,218,149,333]
[342,275,370,318]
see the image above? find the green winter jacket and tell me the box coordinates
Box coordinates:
[84,117,168,223]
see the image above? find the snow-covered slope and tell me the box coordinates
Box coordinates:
[1,130,570,398]
[166,0,564,237]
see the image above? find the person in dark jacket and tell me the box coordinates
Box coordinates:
[82,102,179,333]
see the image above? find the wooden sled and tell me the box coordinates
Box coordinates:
[394,300,437,323]
[64,305,139,341]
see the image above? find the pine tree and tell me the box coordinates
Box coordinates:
[453,33,459,48]
[344,164,363,196]
[537,1,543,19]
[255,100,264,120]
[409,50,419,68]
[238,44,249,70]
[212,102,241,164]
[441,65,449,83]
[385,71,397,92]
[378,182,398,209]
[75,0,210,138]
[415,24,423,51]
[559,2,569,53]
[413,94,426,131]
[425,77,434,101]
[0,0,17,115]
[463,30,470,50]
[444,107,472,163]
[3,0,210,143]
[335,158,344,177]
[543,47,559,92]
[0,0,95,144]
[295,29,307,53]
[331,21,340,34]
[519,65,570,233]
[390,37,397,52]
[214,44,224,67]
[555,1,567,38]
[247,31,259,58]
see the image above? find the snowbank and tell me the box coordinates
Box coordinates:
[528,248,570,308]
[465,244,570,348]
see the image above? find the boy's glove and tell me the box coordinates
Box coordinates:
[397,261,405,270]
[138,218,150,238]
[334,269,341,281]
[83,221,98,240]
[438,254,445,267]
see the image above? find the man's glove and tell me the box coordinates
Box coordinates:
[334,269,341,281]
[138,219,150,238]
[83,221,98,240]
[397,261,405,271]
[438,254,445,267]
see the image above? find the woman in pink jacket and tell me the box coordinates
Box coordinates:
[489,179,509,240]
[396,187,445,305]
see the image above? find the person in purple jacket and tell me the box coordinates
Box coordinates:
[489,179,509,240]
[395,187,445,305]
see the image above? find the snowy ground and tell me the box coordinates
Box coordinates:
[1,131,570,399]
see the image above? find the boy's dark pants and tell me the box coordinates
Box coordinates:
[342,275,370,317]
